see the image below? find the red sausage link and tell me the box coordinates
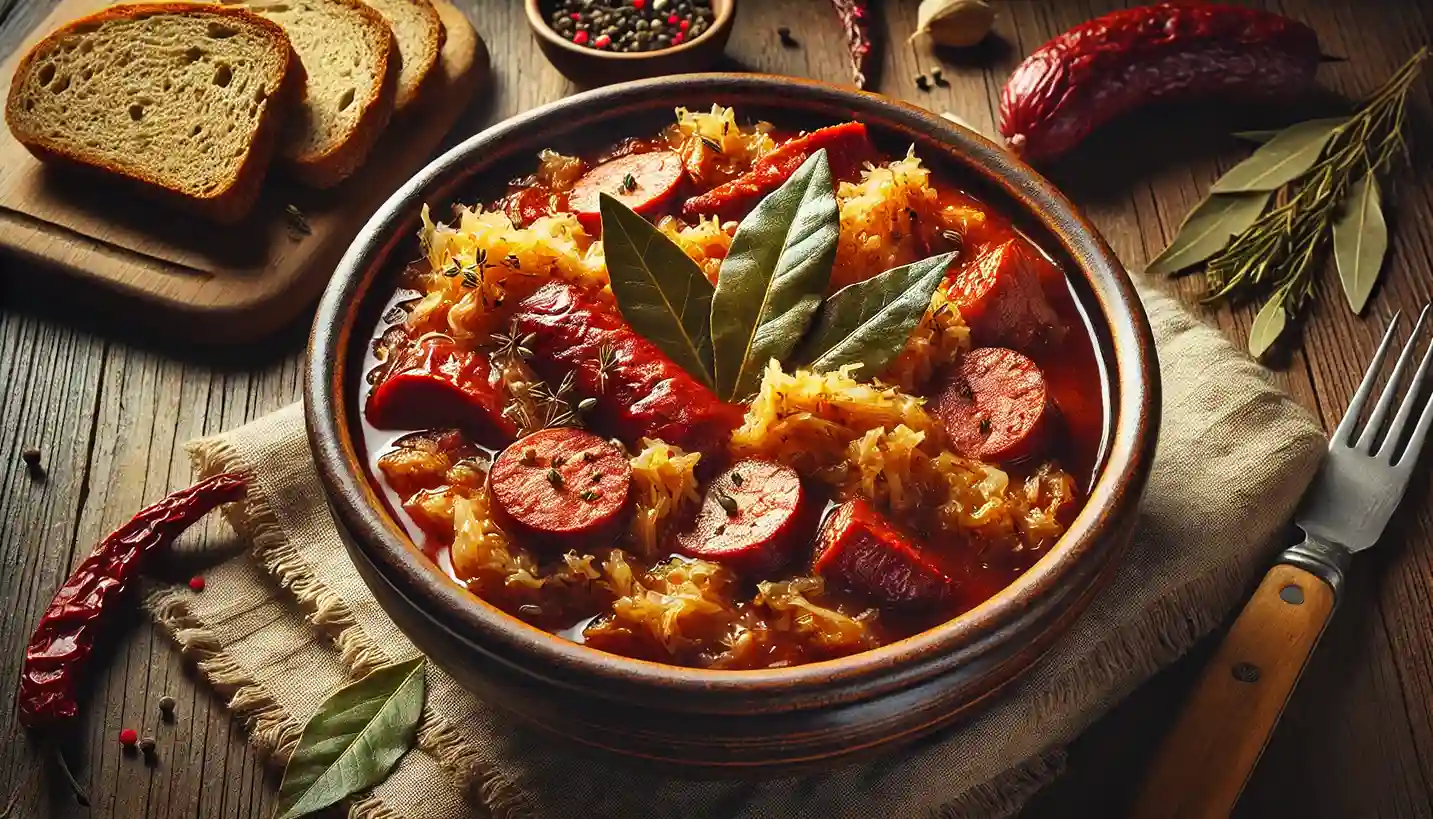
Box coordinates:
[511,282,743,458]
[567,150,684,233]
[932,347,1051,463]
[488,428,632,550]
[366,338,518,447]
[677,459,812,574]
[999,3,1321,162]
[813,499,952,609]
[946,238,1060,353]
[681,122,874,220]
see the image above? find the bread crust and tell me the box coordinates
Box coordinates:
[285,0,399,188]
[381,0,443,111]
[4,3,301,223]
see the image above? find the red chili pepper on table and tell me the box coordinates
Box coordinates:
[4,472,246,810]
[831,0,873,90]
[998,3,1322,163]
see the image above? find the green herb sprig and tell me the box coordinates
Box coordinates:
[1148,47,1428,358]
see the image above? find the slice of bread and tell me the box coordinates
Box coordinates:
[5,4,300,223]
[237,0,399,188]
[363,0,443,111]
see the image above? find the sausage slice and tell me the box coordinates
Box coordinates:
[813,499,952,609]
[677,459,811,574]
[931,347,1050,463]
[366,338,518,448]
[567,150,684,233]
[946,238,1061,352]
[488,427,632,551]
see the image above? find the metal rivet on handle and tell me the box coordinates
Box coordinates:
[1232,662,1261,683]
[1280,584,1305,605]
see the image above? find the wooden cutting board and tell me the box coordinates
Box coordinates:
[0,0,488,343]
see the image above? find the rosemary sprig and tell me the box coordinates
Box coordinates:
[1207,51,1422,303]
[1154,47,1428,357]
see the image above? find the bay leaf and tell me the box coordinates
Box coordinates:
[1248,295,1288,359]
[276,657,426,819]
[711,149,839,401]
[1145,192,1270,277]
[794,251,956,376]
[600,193,717,389]
[1333,173,1387,314]
[1210,117,1347,193]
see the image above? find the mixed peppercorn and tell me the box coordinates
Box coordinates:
[547,0,716,53]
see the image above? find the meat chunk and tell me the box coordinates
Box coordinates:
[681,122,874,220]
[488,427,632,551]
[931,347,1051,463]
[813,499,952,609]
[365,338,518,448]
[567,150,684,233]
[511,282,743,458]
[677,459,812,574]
[946,238,1061,352]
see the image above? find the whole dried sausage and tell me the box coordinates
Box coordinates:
[999,3,1321,162]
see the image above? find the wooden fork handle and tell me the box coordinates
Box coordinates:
[1130,562,1337,819]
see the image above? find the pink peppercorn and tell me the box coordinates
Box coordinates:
[569,12,579,20]
[672,32,684,44]
[119,728,138,747]
[668,14,679,24]
[594,34,611,48]
[632,0,645,7]
[573,30,589,45]
[188,575,206,592]
[679,19,689,31]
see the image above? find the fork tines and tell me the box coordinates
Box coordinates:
[1336,304,1433,468]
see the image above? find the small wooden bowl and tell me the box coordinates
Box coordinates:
[525,0,736,86]
[307,74,1160,772]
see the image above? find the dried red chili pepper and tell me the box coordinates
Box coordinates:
[16,472,245,732]
[831,0,873,89]
[999,3,1322,163]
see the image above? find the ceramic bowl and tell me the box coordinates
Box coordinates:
[525,0,736,86]
[306,74,1160,772]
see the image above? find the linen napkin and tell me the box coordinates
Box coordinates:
[146,284,1326,819]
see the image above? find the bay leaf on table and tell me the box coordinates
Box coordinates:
[276,657,427,819]
[1210,117,1347,193]
[601,193,717,389]
[1248,294,1289,359]
[1145,192,1270,277]
[794,251,956,376]
[1333,173,1388,315]
[711,149,839,401]
[1232,129,1285,144]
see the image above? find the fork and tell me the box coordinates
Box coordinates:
[1132,305,1433,819]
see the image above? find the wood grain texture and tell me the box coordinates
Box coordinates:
[0,0,487,345]
[1,0,1432,817]
[1131,564,1337,819]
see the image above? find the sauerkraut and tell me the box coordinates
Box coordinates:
[411,205,608,339]
[628,438,703,559]
[833,149,940,288]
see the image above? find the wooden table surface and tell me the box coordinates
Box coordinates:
[3,1,1432,817]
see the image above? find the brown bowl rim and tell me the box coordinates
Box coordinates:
[523,0,736,63]
[306,73,1159,702]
